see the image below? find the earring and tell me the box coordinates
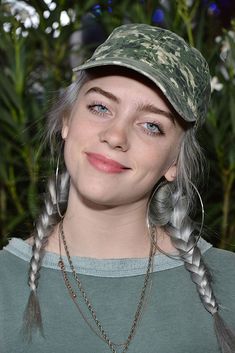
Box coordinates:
[55,145,67,219]
[146,181,166,247]
[146,180,205,260]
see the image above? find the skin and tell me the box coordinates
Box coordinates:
[44,71,186,258]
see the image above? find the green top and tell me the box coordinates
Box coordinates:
[0,238,235,353]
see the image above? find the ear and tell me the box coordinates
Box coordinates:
[164,163,177,182]
[61,117,69,140]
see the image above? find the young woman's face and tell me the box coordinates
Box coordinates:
[62,71,186,207]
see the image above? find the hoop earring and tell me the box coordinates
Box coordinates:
[146,181,165,246]
[55,146,65,219]
[146,180,205,260]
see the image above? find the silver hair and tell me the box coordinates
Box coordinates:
[22,73,86,341]
[22,70,235,351]
[150,130,235,352]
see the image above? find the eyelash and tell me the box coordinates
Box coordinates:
[141,122,165,136]
[87,102,165,136]
[87,102,110,117]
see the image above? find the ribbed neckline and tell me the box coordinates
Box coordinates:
[4,237,212,278]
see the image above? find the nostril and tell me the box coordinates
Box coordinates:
[99,126,129,151]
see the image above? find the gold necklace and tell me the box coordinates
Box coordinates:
[58,221,156,353]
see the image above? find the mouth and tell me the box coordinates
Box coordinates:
[85,152,130,174]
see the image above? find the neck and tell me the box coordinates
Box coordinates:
[46,189,175,259]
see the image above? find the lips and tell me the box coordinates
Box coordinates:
[85,152,130,173]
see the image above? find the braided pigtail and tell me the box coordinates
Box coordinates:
[149,129,235,353]
[22,71,89,340]
[22,172,69,341]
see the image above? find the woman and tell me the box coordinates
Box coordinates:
[0,24,235,353]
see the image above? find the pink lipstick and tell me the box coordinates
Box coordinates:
[85,153,129,174]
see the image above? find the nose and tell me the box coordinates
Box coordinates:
[99,120,130,151]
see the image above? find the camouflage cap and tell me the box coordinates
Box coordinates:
[73,23,211,126]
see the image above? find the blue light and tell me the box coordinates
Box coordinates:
[208,2,220,15]
[108,6,112,13]
[92,4,102,16]
[152,9,164,24]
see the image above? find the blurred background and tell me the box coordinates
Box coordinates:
[0,0,235,251]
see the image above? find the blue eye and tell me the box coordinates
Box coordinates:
[146,122,159,132]
[88,103,109,116]
[142,122,163,136]
[96,104,109,113]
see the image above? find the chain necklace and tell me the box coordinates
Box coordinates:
[58,220,156,353]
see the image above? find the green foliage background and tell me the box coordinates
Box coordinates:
[0,0,235,250]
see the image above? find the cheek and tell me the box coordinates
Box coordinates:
[63,114,100,173]
[137,142,177,175]
[63,121,83,167]
[133,140,181,193]
[65,114,95,146]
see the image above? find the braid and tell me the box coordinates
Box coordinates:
[22,71,88,340]
[22,172,69,341]
[149,129,235,353]
[164,183,218,316]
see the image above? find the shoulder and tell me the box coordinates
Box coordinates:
[203,246,235,275]
[0,244,17,268]
[203,246,235,288]
[0,238,29,280]
[203,247,235,323]
[0,239,30,316]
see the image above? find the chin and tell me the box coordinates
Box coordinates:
[73,182,118,206]
[78,192,121,209]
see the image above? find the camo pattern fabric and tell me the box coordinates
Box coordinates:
[73,23,211,126]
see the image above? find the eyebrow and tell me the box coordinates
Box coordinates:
[85,86,175,123]
[136,103,175,123]
[85,87,120,103]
